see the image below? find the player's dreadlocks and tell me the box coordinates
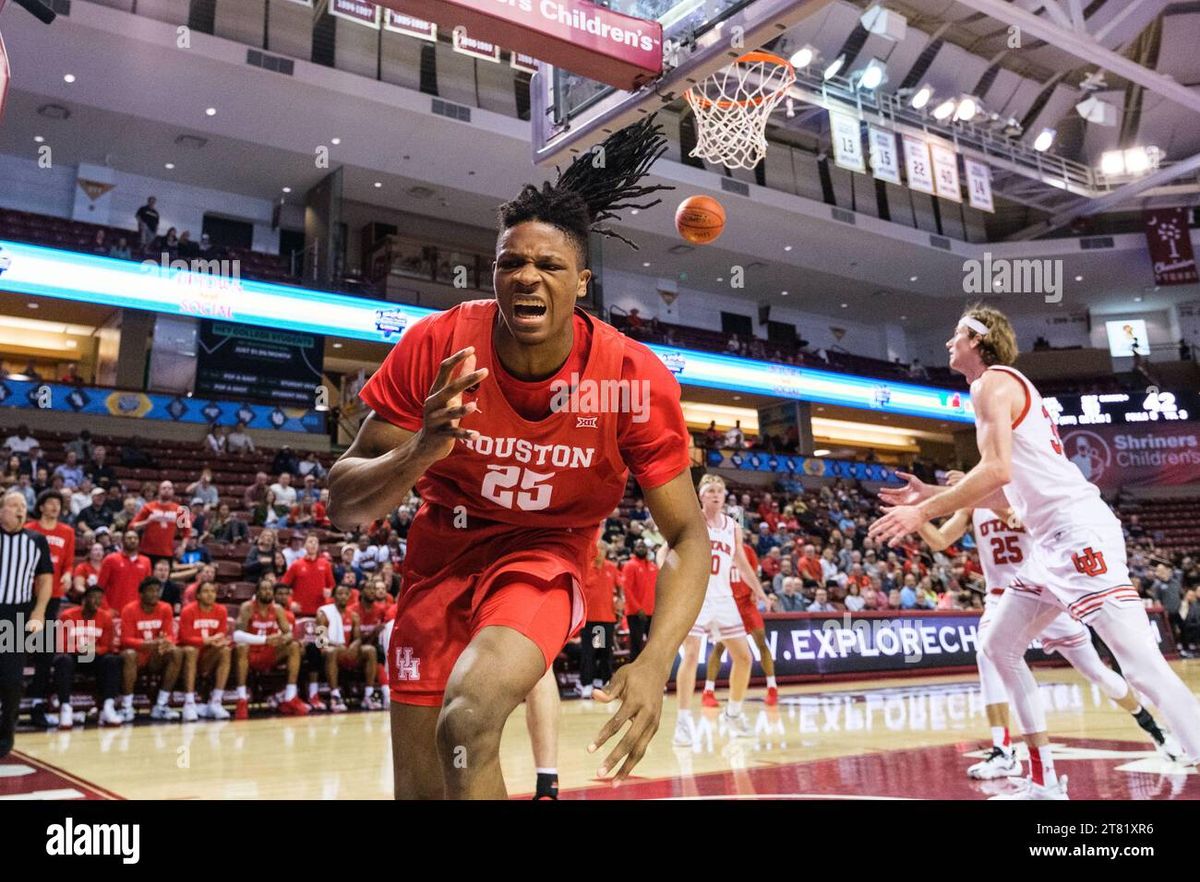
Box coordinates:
[498,115,673,258]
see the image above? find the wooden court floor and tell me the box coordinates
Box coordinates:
[5,661,1199,800]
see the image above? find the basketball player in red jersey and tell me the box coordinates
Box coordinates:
[177,579,233,721]
[25,489,75,728]
[701,535,778,708]
[232,577,308,718]
[316,583,381,712]
[919,475,1180,780]
[871,305,1200,798]
[328,118,710,799]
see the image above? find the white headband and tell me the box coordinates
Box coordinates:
[959,317,990,336]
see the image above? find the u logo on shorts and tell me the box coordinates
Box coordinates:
[1071,547,1108,578]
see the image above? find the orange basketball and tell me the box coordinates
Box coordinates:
[675,195,726,244]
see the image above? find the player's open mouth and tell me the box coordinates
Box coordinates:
[512,298,548,320]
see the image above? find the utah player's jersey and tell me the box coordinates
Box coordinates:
[359,300,690,532]
[986,366,1113,540]
[971,508,1030,595]
[706,513,737,601]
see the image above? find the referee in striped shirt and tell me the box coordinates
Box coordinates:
[1,490,53,759]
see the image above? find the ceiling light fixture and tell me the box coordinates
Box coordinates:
[823,54,845,80]
[1033,128,1056,152]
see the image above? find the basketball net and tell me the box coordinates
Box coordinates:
[685,51,795,170]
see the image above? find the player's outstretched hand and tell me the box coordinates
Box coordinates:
[877,471,935,507]
[414,346,489,462]
[588,660,664,783]
[868,504,926,547]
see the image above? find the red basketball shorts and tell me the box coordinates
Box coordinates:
[735,593,764,632]
[248,645,279,673]
[387,505,591,707]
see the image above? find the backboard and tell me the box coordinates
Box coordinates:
[530,0,833,167]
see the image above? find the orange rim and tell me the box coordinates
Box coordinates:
[685,51,795,110]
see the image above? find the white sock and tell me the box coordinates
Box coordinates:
[1035,744,1058,787]
[104,699,115,712]
[536,767,557,776]
[727,699,743,716]
[704,680,716,692]
[766,676,777,688]
[678,708,693,722]
[331,688,342,698]
[592,679,603,687]
[122,695,133,709]
[991,726,1008,751]
[308,682,319,698]
[184,692,196,705]
[156,690,170,706]
[236,686,248,700]
[210,689,223,705]
[284,684,297,701]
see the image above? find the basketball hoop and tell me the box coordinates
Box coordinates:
[685,51,795,170]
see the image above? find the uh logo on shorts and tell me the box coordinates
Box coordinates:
[393,646,421,681]
[1071,547,1108,577]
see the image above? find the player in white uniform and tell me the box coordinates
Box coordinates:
[872,305,1200,799]
[921,492,1180,780]
[672,474,757,747]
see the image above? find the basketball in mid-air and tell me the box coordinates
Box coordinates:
[675,195,726,244]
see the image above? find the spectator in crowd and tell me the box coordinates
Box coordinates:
[159,227,180,258]
[1,454,20,484]
[727,333,740,354]
[290,497,329,530]
[205,502,248,544]
[297,452,327,481]
[4,424,38,455]
[899,575,919,609]
[136,196,160,249]
[53,452,85,489]
[112,496,139,532]
[187,469,220,509]
[11,473,36,510]
[887,588,903,610]
[109,237,132,260]
[353,533,384,574]
[243,471,270,511]
[19,445,48,480]
[243,529,283,581]
[1151,562,1183,642]
[77,487,114,534]
[335,544,363,587]
[297,474,321,504]
[226,422,256,456]
[130,479,190,568]
[703,421,722,450]
[723,420,745,450]
[1180,338,1192,362]
[378,559,401,597]
[118,577,184,722]
[152,558,183,611]
[204,424,226,456]
[776,577,807,612]
[807,587,836,613]
[177,231,199,259]
[271,446,300,477]
[64,430,94,464]
[282,533,306,568]
[1181,589,1200,656]
[119,439,156,468]
[87,445,116,488]
[908,358,928,380]
[270,473,298,510]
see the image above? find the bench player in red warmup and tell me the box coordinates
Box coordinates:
[871,305,1200,798]
[232,577,308,719]
[178,579,233,721]
[329,118,710,799]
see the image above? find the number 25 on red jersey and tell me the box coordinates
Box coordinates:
[480,465,554,511]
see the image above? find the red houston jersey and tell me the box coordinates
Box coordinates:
[59,606,116,656]
[246,601,286,638]
[358,301,690,531]
[26,520,74,598]
[119,600,176,651]
[349,599,389,631]
[178,602,228,647]
[281,555,335,616]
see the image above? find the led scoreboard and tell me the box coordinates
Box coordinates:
[1044,390,1197,427]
